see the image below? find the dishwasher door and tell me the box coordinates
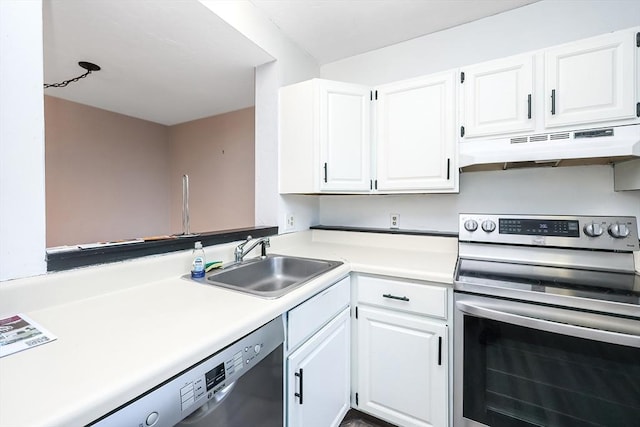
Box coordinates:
[177,344,283,427]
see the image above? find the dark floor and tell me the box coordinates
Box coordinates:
[339,409,397,427]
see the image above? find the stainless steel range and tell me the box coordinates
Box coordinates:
[453,214,640,427]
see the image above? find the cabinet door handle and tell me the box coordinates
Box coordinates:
[382,293,409,302]
[551,89,556,115]
[527,94,532,119]
[446,158,451,180]
[295,369,304,404]
[438,336,443,366]
[323,163,328,183]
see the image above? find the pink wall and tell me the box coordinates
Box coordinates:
[45,98,255,246]
[168,108,255,234]
[45,96,171,246]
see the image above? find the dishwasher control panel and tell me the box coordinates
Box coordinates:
[89,317,284,427]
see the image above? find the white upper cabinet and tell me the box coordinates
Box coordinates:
[459,27,639,141]
[319,80,372,192]
[375,72,457,192]
[460,54,535,137]
[279,77,457,194]
[280,27,639,191]
[279,79,371,194]
[545,29,637,128]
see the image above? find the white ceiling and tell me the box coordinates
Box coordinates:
[43,0,274,126]
[250,0,540,64]
[44,0,539,126]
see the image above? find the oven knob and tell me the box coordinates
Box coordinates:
[463,219,478,232]
[608,223,630,238]
[583,222,603,237]
[481,220,496,233]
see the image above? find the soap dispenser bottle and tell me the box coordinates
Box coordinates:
[191,241,206,278]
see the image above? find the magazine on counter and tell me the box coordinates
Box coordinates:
[0,314,57,358]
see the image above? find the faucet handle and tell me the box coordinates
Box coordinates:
[260,237,270,257]
[237,235,252,249]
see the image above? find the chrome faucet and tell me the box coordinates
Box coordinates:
[234,235,270,263]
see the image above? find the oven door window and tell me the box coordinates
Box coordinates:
[463,316,640,426]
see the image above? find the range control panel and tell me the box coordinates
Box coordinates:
[498,218,580,237]
[459,214,639,251]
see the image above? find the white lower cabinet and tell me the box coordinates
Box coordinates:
[286,277,351,427]
[285,274,449,427]
[353,275,449,427]
[287,308,351,427]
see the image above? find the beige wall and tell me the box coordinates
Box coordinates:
[45,96,171,246]
[45,97,255,246]
[169,107,255,234]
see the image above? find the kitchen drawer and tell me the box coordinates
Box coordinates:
[287,276,350,352]
[356,275,447,319]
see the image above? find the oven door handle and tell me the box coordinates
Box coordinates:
[456,300,640,348]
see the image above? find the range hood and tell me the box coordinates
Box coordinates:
[459,124,640,172]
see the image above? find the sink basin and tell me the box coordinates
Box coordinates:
[198,255,343,298]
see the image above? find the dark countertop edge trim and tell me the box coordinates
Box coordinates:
[310,225,459,238]
[46,226,278,272]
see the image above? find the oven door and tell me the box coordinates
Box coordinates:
[454,292,640,427]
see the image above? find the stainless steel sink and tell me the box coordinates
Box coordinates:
[195,255,343,298]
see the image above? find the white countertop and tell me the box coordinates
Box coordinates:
[0,229,458,427]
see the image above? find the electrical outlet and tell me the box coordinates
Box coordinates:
[285,213,295,231]
[390,213,400,229]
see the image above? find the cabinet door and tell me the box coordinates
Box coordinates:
[461,54,535,137]
[375,72,456,192]
[279,80,317,193]
[545,29,636,128]
[287,308,351,427]
[287,276,350,352]
[318,80,371,192]
[356,306,448,427]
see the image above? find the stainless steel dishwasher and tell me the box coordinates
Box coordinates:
[90,317,284,427]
